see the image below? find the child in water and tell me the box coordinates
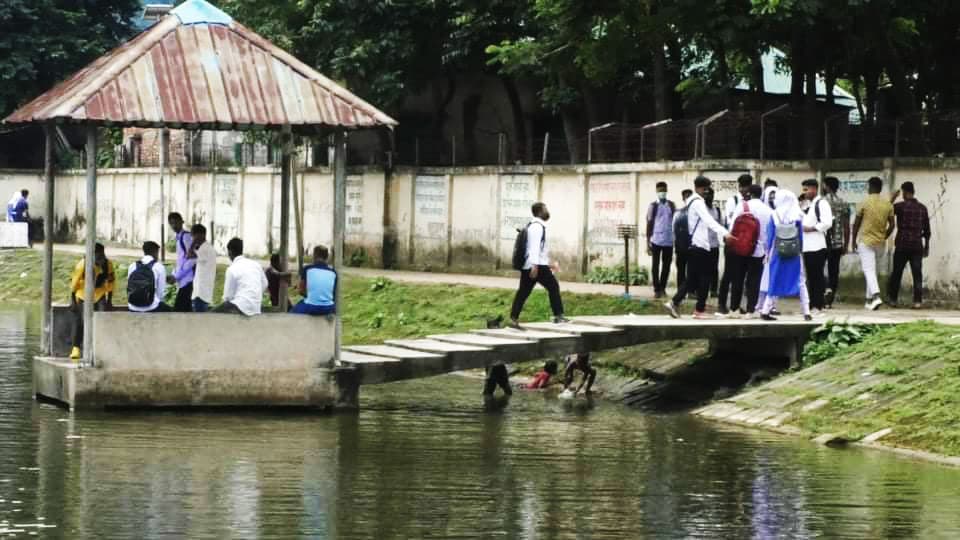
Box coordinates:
[563,353,597,396]
[522,360,559,389]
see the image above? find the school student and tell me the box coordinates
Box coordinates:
[664,177,735,319]
[509,202,569,328]
[646,182,675,298]
[852,177,895,310]
[293,245,337,316]
[800,179,833,315]
[759,190,812,321]
[69,243,115,360]
[213,237,268,316]
[717,174,754,315]
[821,176,850,308]
[888,182,931,308]
[166,212,195,312]
[726,184,772,317]
[127,241,170,313]
[189,224,217,313]
[704,187,723,297]
[673,189,694,291]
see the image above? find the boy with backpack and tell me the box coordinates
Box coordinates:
[800,179,834,315]
[509,202,569,328]
[717,174,755,315]
[646,182,675,298]
[728,185,772,317]
[127,241,170,313]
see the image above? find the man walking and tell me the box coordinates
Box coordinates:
[852,177,895,310]
[888,182,930,308]
[674,189,693,291]
[646,182,675,298]
[167,212,195,312]
[189,224,217,313]
[717,174,753,315]
[821,176,850,308]
[509,202,569,328]
[664,177,734,319]
[800,178,833,315]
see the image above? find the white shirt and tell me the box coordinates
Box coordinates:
[191,242,217,303]
[686,194,729,251]
[730,198,774,258]
[801,196,834,253]
[724,194,744,226]
[222,255,268,316]
[523,217,549,269]
[707,206,723,248]
[127,255,166,312]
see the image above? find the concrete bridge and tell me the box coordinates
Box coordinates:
[36,309,947,410]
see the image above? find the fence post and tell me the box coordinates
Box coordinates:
[759,104,789,161]
[451,135,456,167]
[497,132,505,165]
[700,110,729,159]
[414,137,420,167]
[894,121,902,158]
[541,132,550,165]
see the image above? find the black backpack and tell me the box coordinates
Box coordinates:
[511,222,545,271]
[127,260,156,307]
[673,199,701,253]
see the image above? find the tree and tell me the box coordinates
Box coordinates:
[0,0,140,118]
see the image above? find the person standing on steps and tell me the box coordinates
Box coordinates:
[758,189,813,321]
[717,174,754,316]
[704,187,724,299]
[729,184,772,318]
[852,177,895,311]
[821,176,850,308]
[888,182,930,309]
[800,178,833,316]
[646,182,675,299]
[674,189,694,293]
[664,176,736,320]
[166,212,195,312]
[509,202,569,328]
[69,243,115,360]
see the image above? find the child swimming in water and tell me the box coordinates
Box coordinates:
[522,360,559,389]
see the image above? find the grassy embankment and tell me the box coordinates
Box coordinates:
[0,249,655,347]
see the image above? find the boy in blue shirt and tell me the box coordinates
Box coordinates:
[293,245,337,316]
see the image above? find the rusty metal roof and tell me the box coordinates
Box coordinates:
[3,0,396,132]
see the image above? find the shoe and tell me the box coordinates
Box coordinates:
[812,309,826,318]
[867,297,883,311]
[912,302,923,310]
[744,312,757,320]
[761,314,778,321]
[663,302,680,319]
[693,311,713,320]
[715,309,729,319]
[804,314,813,321]
[824,289,835,307]
[728,310,743,320]
[770,309,781,317]
[69,346,81,360]
[553,316,571,324]
[507,319,524,330]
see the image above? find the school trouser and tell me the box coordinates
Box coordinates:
[650,244,673,294]
[858,243,884,299]
[510,265,564,320]
[887,249,923,304]
[483,365,512,396]
[717,249,739,311]
[709,247,720,294]
[803,249,828,310]
[174,282,193,312]
[826,248,844,294]
[672,247,711,313]
[736,257,764,313]
[675,251,688,291]
[724,253,754,312]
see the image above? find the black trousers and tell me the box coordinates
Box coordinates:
[888,249,923,303]
[71,298,107,348]
[483,365,513,396]
[510,266,564,320]
[174,282,194,312]
[826,248,844,294]
[672,247,711,313]
[675,251,688,292]
[803,249,828,310]
[709,248,720,294]
[650,245,673,293]
[717,249,739,311]
[730,256,764,313]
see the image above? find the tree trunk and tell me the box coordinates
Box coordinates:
[500,76,528,164]
[804,65,818,159]
[560,106,583,164]
[751,48,765,109]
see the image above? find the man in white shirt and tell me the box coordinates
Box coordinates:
[800,178,834,314]
[728,184,773,317]
[509,202,569,328]
[189,224,217,312]
[127,241,170,313]
[213,237,268,316]
[665,177,735,319]
[717,174,754,315]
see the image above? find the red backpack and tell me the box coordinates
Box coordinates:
[728,201,760,257]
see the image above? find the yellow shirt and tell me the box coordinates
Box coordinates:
[71,258,115,303]
[856,194,894,248]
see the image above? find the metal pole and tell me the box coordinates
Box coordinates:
[278,130,293,312]
[82,126,97,366]
[415,137,420,167]
[159,128,167,263]
[623,235,630,296]
[451,135,456,167]
[824,118,830,159]
[894,121,902,158]
[760,104,789,161]
[542,132,550,165]
[41,125,55,355]
[333,130,347,368]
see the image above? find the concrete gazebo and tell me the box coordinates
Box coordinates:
[3,0,396,406]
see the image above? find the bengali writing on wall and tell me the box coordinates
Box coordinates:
[346,177,363,234]
[588,175,635,246]
[500,174,537,240]
[414,175,448,239]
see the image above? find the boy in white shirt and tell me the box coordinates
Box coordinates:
[127,241,170,313]
[213,237,268,316]
[189,224,217,312]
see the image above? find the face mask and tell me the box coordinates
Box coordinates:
[657,192,667,201]
[542,211,550,221]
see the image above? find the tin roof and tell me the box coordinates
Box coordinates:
[3,0,396,132]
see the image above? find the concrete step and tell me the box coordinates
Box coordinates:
[471,327,581,358]
[385,338,508,371]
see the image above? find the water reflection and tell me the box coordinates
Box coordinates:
[1,309,960,538]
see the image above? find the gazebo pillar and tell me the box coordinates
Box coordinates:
[278,130,293,312]
[40,125,55,355]
[82,127,97,365]
[332,130,347,366]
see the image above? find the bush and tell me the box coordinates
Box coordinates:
[801,321,879,368]
[585,265,650,286]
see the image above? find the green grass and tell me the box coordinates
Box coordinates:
[0,249,653,346]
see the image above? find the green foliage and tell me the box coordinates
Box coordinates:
[585,265,650,286]
[801,321,879,367]
[349,248,369,267]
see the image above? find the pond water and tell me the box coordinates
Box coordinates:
[2,309,960,539]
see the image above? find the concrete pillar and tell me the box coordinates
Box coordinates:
[83,126,97,366]
[332,131,347,367]
[333,367,360,410]
[41,125,55,355]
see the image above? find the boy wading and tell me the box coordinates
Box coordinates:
[509,202,568,328]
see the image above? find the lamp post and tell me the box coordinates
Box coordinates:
[617,224,638,298]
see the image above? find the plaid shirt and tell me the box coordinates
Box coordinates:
[893,199,930,251]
